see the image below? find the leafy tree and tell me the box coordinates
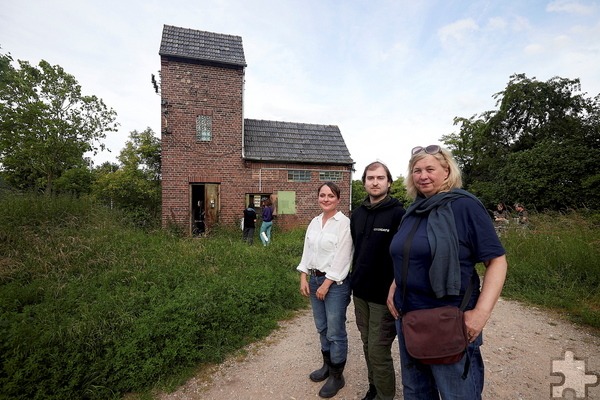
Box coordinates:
[351,175,409,210]
[0,52,118,193]
[390,175,409,206]
[350,179,366,210]
[92,128,161,227]
[53,163,95,195]
[444,74,600,210]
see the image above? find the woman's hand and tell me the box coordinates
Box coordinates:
[465,255,508,342]
[386,281,400,319]
[316,281,332,300]
[299,273,310,297]
[463,308,489,342]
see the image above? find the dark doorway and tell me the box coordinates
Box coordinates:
[190,183,220,236]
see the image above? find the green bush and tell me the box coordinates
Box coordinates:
[0,193,305,399]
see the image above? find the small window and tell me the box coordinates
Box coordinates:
[319,171,343,182]
[288,170,311,182]
[196,115,212,141]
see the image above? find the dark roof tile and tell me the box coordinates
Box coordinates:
[244,119,353,165]
[159,25,246,67]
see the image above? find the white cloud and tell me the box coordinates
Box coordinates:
[487,17,508,30]
[438,18,480,46]
[546,0,597,15]
[524,43,545,54]
[511,15,532,31]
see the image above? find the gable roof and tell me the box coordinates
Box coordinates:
[159,25,246,67]
[244,119,353,165]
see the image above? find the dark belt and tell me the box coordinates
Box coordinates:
[309,269,326,277]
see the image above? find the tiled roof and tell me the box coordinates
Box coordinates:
[159,25,246,67]
[244,119,353,165]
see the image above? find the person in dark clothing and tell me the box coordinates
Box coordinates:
[387,145,506,400]
[350,161,405,400]
[243,203,257,245]
[260,198,274,246]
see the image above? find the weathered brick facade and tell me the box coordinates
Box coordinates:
[159,26,353,234]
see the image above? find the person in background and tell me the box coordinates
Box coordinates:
[515,203,529,225]
[493,202,510,223]
[350,162,405,400]
[492,202,510,236]
[297,182,353,399]
[242,203,257,245]
[260,198,274,246]
[386,145,507,399]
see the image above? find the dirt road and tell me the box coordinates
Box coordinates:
[158,298,600,399]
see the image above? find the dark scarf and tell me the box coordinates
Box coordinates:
[403,189,484,298]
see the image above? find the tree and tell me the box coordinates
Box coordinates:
[351,179,367,210]
[92,128,161,227]
[444,74,600,210]
[350,175,409,210]
[0,52,118,193]
[390,175,410,206]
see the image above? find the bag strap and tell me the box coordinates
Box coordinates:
[400,217,473,311]
[401,218,422,306]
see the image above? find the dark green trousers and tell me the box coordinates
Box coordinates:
[354,296,397,400]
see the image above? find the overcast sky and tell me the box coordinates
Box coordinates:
[2,0,599,179]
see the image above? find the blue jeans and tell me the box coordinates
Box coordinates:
[260,221,272,245]
[395,318,484,399]
[309,275,351,364]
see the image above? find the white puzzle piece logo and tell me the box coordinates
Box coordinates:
[551,350,599,399]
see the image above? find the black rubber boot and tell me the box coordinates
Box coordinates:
[318,360,346,398]
[361,383,377,400]
[309,350,330,382]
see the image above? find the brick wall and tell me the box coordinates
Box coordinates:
[160,56,353,233]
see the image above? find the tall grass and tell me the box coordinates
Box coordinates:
[500,212,600,328]
[0,193,306,399]
[1,195,599,399]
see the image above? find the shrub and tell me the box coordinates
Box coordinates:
[0,193,305,399]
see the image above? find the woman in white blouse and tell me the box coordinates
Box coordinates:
[297,182,354,398]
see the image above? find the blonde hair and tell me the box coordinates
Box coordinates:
[405,147,462,199]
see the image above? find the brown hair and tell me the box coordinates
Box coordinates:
[361,161,393,185]
[318,182,341,199]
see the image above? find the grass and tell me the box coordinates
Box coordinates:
[1,194,599,399]
[0,193,306,399]
[499,212,600,328]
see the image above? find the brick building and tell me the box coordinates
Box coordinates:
[159,25,354,234]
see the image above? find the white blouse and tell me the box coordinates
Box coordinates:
[296,211,354,282]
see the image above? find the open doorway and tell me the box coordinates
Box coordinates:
[190,183,220,235]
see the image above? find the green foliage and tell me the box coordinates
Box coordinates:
[351,176,410,210]
[91,128,161,229]
[444,73,600,210]
[0,52,118,194]
[0,193,305,399]
[351,179,367,210]
[500,212,600,328]
[389,175,410,206]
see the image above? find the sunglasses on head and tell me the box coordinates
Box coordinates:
[411,145,441,155]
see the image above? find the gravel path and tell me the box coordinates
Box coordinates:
[158,298,600,399]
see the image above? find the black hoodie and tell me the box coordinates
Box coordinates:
[350,195,405,304]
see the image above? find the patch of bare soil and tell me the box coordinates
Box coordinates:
[157,298,600,399]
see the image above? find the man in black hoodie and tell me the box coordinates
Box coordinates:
[350,162,405,400]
